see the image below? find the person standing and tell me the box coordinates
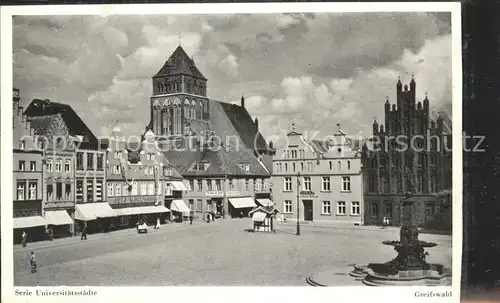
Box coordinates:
[29,252,37,273]
[81,225,87,240]
[21,231,27,247]
[189,213,193,225]
[155,217,161,229]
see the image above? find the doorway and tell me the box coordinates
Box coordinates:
[303,200,313,221]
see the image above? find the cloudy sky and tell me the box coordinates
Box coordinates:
[13,12,452,145]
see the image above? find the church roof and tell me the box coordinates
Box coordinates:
[153,46,207,80]
[217,101,268,153]
[24,99,98,149]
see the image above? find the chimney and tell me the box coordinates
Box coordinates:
[241,95,245,108]
[254,117,259,130]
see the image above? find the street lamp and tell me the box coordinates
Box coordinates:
[296,172,301,236]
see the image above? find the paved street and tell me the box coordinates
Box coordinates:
[14,219,452,286]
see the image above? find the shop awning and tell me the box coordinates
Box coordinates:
[256,199,274,207]
[45,210,73,225]
[229,197,256,209]
[170,199,191,213]
[115,205,171,216]
[252,212,267,222]
[74,203,117,221]
[14,216,47,229]
[170,181,188,191]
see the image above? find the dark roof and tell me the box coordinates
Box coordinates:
[162,101,271,177]
[217,101,268,154]
[24,99,98,148]
[154,46,207,80]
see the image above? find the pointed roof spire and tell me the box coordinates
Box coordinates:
[178,32,181,46]
[373,117,378,124]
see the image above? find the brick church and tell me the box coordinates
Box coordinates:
[144,45,274,219]
[362,76,452,227]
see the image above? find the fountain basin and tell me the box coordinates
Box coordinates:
[382,240,437,248]
[351,263,451,286]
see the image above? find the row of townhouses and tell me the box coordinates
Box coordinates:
[13,46,452,244]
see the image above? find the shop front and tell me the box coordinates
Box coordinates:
[169,199,191,222]
[228,197,257,218]
[109,195,170,228]
[13,215,47,244]
[74,202,117,234]
[44,209,74,239]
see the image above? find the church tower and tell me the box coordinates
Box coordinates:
[150,46,209,137]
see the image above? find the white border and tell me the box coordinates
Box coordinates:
[1,3,462,303]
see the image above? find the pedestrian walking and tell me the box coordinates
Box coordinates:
[239,211,243,219]
[155,217,161,229]
[189,214,193,225]
[29,252,37,273]
[206,213,210,223]
[21,231,27,247]
[81,225,87,240]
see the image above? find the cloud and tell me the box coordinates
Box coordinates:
[13,13,451,141]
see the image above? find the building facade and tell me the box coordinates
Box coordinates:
[12,88,45,243]
[272,126,364,224]
[148,46,273,217]
[105,128,182,228]
[362,76,452,226]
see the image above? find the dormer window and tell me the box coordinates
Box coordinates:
[291,150,298,159]
[239,163,250,172]
[19,140,25,150]
[196,163,206,171]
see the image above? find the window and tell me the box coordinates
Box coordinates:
[303,177,311,191]
[56,159,62,172]
[76,152,84,170]
[148,182,155,195]
[284,200,293,213]
[207,180,213,191]
[371,203,379,218]
[19,161,25,171]
[342,176,351,191]
[141,182,147,195]
[17,182,25,200]
[76,180,84,202]
[46,159,53,172]
[86,153,94,170]
[229,179,236,190]
[300,150,304,158]
[197,199,203,212]
[425,203,436,220]
[307,162,312,171]
[291,150,297,159]
[338,161,341,170]
[321,176,331,191]
[284,163,288,171]
[348,161,351,170]
[97,154,104,170]
[255,180,261,191]
[122,183,129,196]
[244,179,249,191]
[337,201,346,215]
[107,182,114,197]
[329,161,332,170]
[28,182,37,200]
[301,162,304,171]
[240,163,250,172]
[65,183,71,200]
[384,202,392,218]
[64,159,71,172]
[56,181,63,200]
[322,201,331,215]
[196,179,202,191]
[189,180,194,191]
[132,182,138,195]
[146,153,152,161]
[196,163,206,171]
[47,184,53,202]
[115,183,121,196]
[115,165,121,174]
[30,161,36,171]
[284,177,292,191]
[276,163,281,172]
[86,179,93,202]
[351,201,360,216]
[96,180,103,201]
[215,179,222,191]
[114,151,119,158]
[19,140,26,149]
[292,163,296,172]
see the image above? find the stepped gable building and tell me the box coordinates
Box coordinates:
[12,88,46,243]
[362,76,452,227]
[272,125,364,224]
[25,98,108,237]
[146,46,273,219]
[105,127,187,228]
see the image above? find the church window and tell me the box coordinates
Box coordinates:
[200,102,204,120]
[184,103,190,119]
[191,104,196,120]
[176,106,182,134]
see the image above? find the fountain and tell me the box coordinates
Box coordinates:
[350,223,451,286]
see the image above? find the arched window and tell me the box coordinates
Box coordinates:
[184,100,190,119]
[191,104,196,120]
[162,108,169,135]
[200,101,204,120]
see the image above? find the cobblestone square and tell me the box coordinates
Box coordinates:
[14,220,452,286]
